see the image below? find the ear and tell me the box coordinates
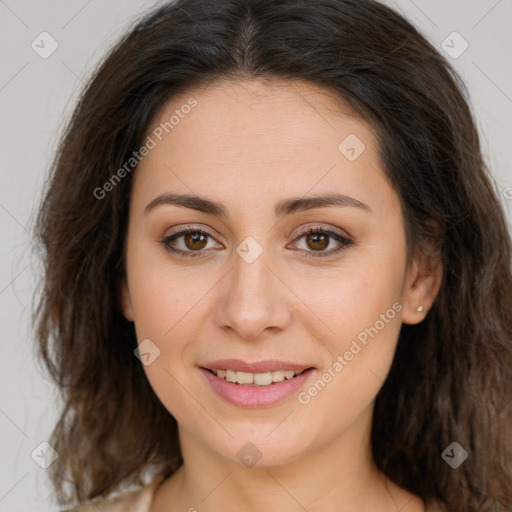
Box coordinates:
[401,242,443,325]
[119,277,135,322]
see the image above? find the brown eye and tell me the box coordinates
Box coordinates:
[183,231,208,250]
[290,227,354,259]
[305,232,330,251]
[160,227,222,259]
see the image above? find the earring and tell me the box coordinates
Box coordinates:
[417,306,424,313]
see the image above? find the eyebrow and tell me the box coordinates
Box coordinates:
[144,192,371,217]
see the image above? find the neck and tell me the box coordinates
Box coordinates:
[151,406,424,512]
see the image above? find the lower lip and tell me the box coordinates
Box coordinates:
[200,367,315,408]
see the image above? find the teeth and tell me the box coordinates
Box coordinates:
[225,369,237,383]
[212,368,306,386]
[271,371,285,382]
[254,372,272,385]
[236,371,254,384]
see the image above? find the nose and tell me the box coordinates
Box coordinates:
[214,247,293,341]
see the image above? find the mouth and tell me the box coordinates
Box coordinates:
[203,367,310,386]
[199,359,316,408]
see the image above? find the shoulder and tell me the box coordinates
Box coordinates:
[61,475,165,512]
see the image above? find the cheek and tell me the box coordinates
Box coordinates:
[128,272,178,337]
[296,245,406,348]
[126,240,199,336]
[294,244,406,407]
[125,250,202,420]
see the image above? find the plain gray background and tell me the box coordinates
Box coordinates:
[1,0,511,510]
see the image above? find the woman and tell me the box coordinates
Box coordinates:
[34,0,512,511]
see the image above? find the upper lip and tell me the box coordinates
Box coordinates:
[201,359,314,373]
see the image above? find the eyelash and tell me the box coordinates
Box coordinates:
[160,226,354,260]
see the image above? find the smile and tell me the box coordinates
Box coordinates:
[200,362,316,408]
[208,368,307,386]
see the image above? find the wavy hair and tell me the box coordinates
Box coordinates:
[34,0,512,510]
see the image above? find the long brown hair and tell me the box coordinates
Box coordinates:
[34,0,512,510]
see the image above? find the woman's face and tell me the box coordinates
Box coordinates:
[121,79,428,468]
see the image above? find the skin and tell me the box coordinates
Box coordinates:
[120,79,442,512]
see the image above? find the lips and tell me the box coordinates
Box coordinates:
[199,359,316,407]
[200,359,313,374]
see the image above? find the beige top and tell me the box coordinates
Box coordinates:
[63,474,166,512]
[65,475,441,512]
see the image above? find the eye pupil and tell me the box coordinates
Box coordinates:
[307,232,329,251]
[185,232,207,250]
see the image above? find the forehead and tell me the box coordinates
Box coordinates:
[147,78,370,158]
[132,79,398,219]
